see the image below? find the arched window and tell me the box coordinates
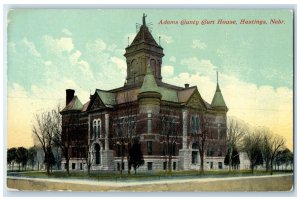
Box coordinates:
[195,116,200,132]
[97,120,101,138]
[93,120,97,139]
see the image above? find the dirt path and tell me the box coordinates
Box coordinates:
[7,174,293,192]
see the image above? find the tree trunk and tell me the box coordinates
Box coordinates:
[168,154,172,172]
[270,160,273,175]
[199,149,204,173]
[66,159,70,176]
[228,147,233,172]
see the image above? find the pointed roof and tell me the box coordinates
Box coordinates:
[139,65,161,94]
[61,96,83,112]
[130,14,159,47]
[211,83,228,111]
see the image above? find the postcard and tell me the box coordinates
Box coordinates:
[6,8,294,192]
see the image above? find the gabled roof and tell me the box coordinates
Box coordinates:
[96,90,116,107]
[211,83,228,111]
[178,87,196,103]
[61,96,83,112]
[81,101,90,112]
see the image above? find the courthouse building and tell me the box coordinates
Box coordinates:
[60,15,228,172]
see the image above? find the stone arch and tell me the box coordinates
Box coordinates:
[90,142,103,165]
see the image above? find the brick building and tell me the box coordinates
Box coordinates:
[60,14,228,172]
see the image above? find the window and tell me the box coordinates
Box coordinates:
[147,162,152,170]
[162,143,167,155]
[94,143,101,165]
[97,120,101,138]
[117,163,120,171]
[217,123,221,139]
[147,112,152,133]
[80,163,83,170]
[93,120,97,139]
[192,142,199,164]
[93,119,101,139]
[218,162,223,169]
[147,141,153,155]
[172,142,176,156]
[173,162,176,170]
[210,162,213,169]
[190,115,200,134]
[207,145,214,157]
[163,161,167,170]
[72,163,76,170]
[218,146,222,157]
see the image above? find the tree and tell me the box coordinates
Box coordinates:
[268,134,286,175]
[160,105,180,173]
[27,146,37,170]
[226,117,247,171]
[192,114,210,173]
[129,137,144,174]
[275,148,293,171]
[45,146,56,173]
[243,132,263,174]
[224,146,240,169]
[15,147,28,171]
[113,91,137,175]
[32,109,57,175]
[7,147,17,171]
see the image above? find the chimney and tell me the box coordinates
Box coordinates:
[66,89,75,106]
[184,83,189,88]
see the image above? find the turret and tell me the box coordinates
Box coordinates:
[211,72,228,112]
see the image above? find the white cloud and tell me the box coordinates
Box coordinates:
[69,50,82,65]
[181,57,217,78]
[44,61,52,66]
[43,35,74,53]
[158,34,174,44]
[86,38,107,53]
[191,40,207,49]
[169,56,176,63]
[162,65,174,78]
[69,50,94,80]
[21,37,41,57]
[165,68,293,149]
[110,57,127,76]
[62,28,72,36]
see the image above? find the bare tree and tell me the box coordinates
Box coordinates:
[54,109,79,176]
[113,91,137,175]
[268,134,286,175]
[196,114,210,173]
[258,128,286,174]
[242,132,264,174]
[160,105,179,173]
[226,117,248,171]
[32,111,56,175]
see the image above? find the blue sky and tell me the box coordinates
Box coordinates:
[7,9,293,149]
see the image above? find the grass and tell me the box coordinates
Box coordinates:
[7,169,293,182]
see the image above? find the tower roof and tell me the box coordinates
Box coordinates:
[139,65,161,94]
[211,83,228,111]
[129,14,159,47]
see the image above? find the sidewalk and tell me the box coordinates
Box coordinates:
[7,173,293,191]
